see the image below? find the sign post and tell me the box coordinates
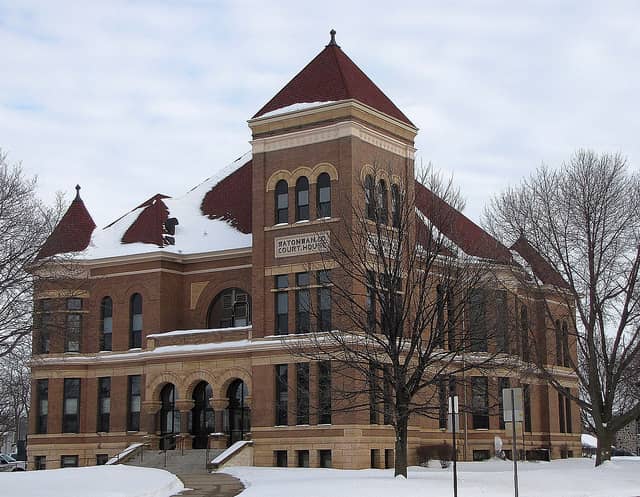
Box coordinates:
[448,395,459,497]
[503,388,523,497]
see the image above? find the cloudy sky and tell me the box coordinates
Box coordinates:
[1,1,638,227]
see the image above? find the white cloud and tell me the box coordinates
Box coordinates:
[0,0,638,226]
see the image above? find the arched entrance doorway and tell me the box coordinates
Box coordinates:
[225,379,250,446]
[191,381,214,449]
[159,383,177,450]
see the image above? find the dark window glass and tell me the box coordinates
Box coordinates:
[317,287,331,332]
[207,288,251,328]
[469,289,487,352]
[446,289,456,350]
[96,454,109,465]
[63,378,81,433]
[471,377,489,429]
[297,450,309,468]
[100,297,113,351]
[66,298,82,310]
[37,299,52,354]
[34,456,46,470]
[317,173,331,218]
[498,377,510,430]
[365,175,375,220]
[275,365,288,425]
[275,291,288,335]
[127,375,141,431]
[391,184,401,228]
[296,363,309,425]
[495,290,508,353]
[275,180,288,224]
[318,361,331,424]
[60,455,78,468]
[296,273,310,334]
[319,449,332,468]
[295,176,309,221]
[366,271,376,333]
[558,391,566,433]
[37,379,48,434]
[317,270,330,285]
[97,377,111,432]
[562,321,570,367]
[435,285,445,348]
[384,449,394,469]
[275,450,288,467]
[376,180,388,224]
[523,384,532,432]
[130,294,142,349]
[383,365,392,424]
[438,376,447,429]
[369,361,378,424]
[65,313,81,352]
[565,388,573,433]
[521,306,530,362]
[275,274,289,289]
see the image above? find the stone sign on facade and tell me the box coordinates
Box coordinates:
[275,231,330,258]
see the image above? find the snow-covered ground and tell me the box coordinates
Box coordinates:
[225,457,640,497]
[2,465,184,497]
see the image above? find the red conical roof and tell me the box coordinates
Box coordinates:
[38,185,96,258]
[253,31,414,126]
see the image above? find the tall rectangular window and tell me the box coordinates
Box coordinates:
[317,270,332,332]
[275,364,288,426]
[37,299,52,354]
[36,379,48,434]
[318,361,331,424]
[495,290,508,353]
[383,365,392,424]
[130,294,143,349]
[435,285,445,348]
[369,361,378,424]
[558,391,566,433]
[63,378,81,433]
[366,271,376,333]
[498,377,510,430]
[97,377,111,432]
[523,384,532,432]
[275,275,289,335]
[471,377,489,429]
[558,387,572,433]
[100,297,113,351]
[520,306,530,362]
[438,376,447,430]
[65,298,82,353]
[296,272,310,333]
[127,375,141,431]
[469,289,487,352]
[296,363,309,425]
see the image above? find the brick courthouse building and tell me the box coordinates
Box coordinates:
[28,32,581,469]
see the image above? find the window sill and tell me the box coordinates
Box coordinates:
[264,217,341,231]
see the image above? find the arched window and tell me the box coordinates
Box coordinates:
[296,176,309,221]
[100,297,113,351]
[377,179,388,224]
[159,383,177,449]
[129,293,142,349]
[227,379,250,445]
[561,320,570,367]
[208,288,251,328]
[275,180,288,224]
[364,175,375,220]
[317,173,331,218]
[391,184,401,228]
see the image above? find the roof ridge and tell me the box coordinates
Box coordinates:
[331,45,351,98]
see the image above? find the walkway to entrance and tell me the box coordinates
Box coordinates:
[177,473,244,497]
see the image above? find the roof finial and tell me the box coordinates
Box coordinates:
[75,184,81,200]
[327,29,339,47]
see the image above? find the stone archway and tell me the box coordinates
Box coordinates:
[191,381,214,449]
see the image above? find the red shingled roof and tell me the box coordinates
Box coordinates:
[414,181,513,263]
[253,34,414,126]
[38,186,96,259]
[510,236,569,289]
[121,194,170,246]
[201,159,253,234]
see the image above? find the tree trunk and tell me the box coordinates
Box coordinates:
[394,417,409,478]
[595,429,613,466]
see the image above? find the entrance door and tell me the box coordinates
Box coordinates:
[159,384,177,450]
[226,379,250,446]
[191,381,214,449]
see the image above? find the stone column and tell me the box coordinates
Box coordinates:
[175,399,195,449]
[211,398,228,449]
[141,400,161,448]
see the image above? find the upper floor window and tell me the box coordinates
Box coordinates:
[130,293,143,349]
[471,376,489,429]
[97,377,111,433]
[317,173,331,218]
[127,375,141,431]
[365,175,375,220]
[296,176,309,221]
[36,379,48,434]
[37,299,52,354]
[275,364,288,425]
[100,297,113,351]
[317,271,332,332]
[376,180,388,224]
[391,184,401,228]
[469,289,487,352]
[296,272,310,333]
[207,288,251,328]
[520,306,530,362]
[561,320,570,367]
[275,180,289,224]
[63,378,81,433]
[65,298,82,353]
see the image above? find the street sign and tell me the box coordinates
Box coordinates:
[503,388,523,422]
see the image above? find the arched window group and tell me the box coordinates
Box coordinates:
[364,174,400,227]
[274,172,332,224]
[97,293,144,352]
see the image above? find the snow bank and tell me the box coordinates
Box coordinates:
[225,457,640,497]
[3,465,184,497]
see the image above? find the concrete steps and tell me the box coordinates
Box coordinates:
[125,448,225,474]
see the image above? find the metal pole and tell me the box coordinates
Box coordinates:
[452,396,458,497]
[511,390,519,497]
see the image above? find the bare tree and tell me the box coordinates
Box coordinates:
[288,163,511,477]
[484,149,640,466]
[0,150,64,357]
[0,342,31,446]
